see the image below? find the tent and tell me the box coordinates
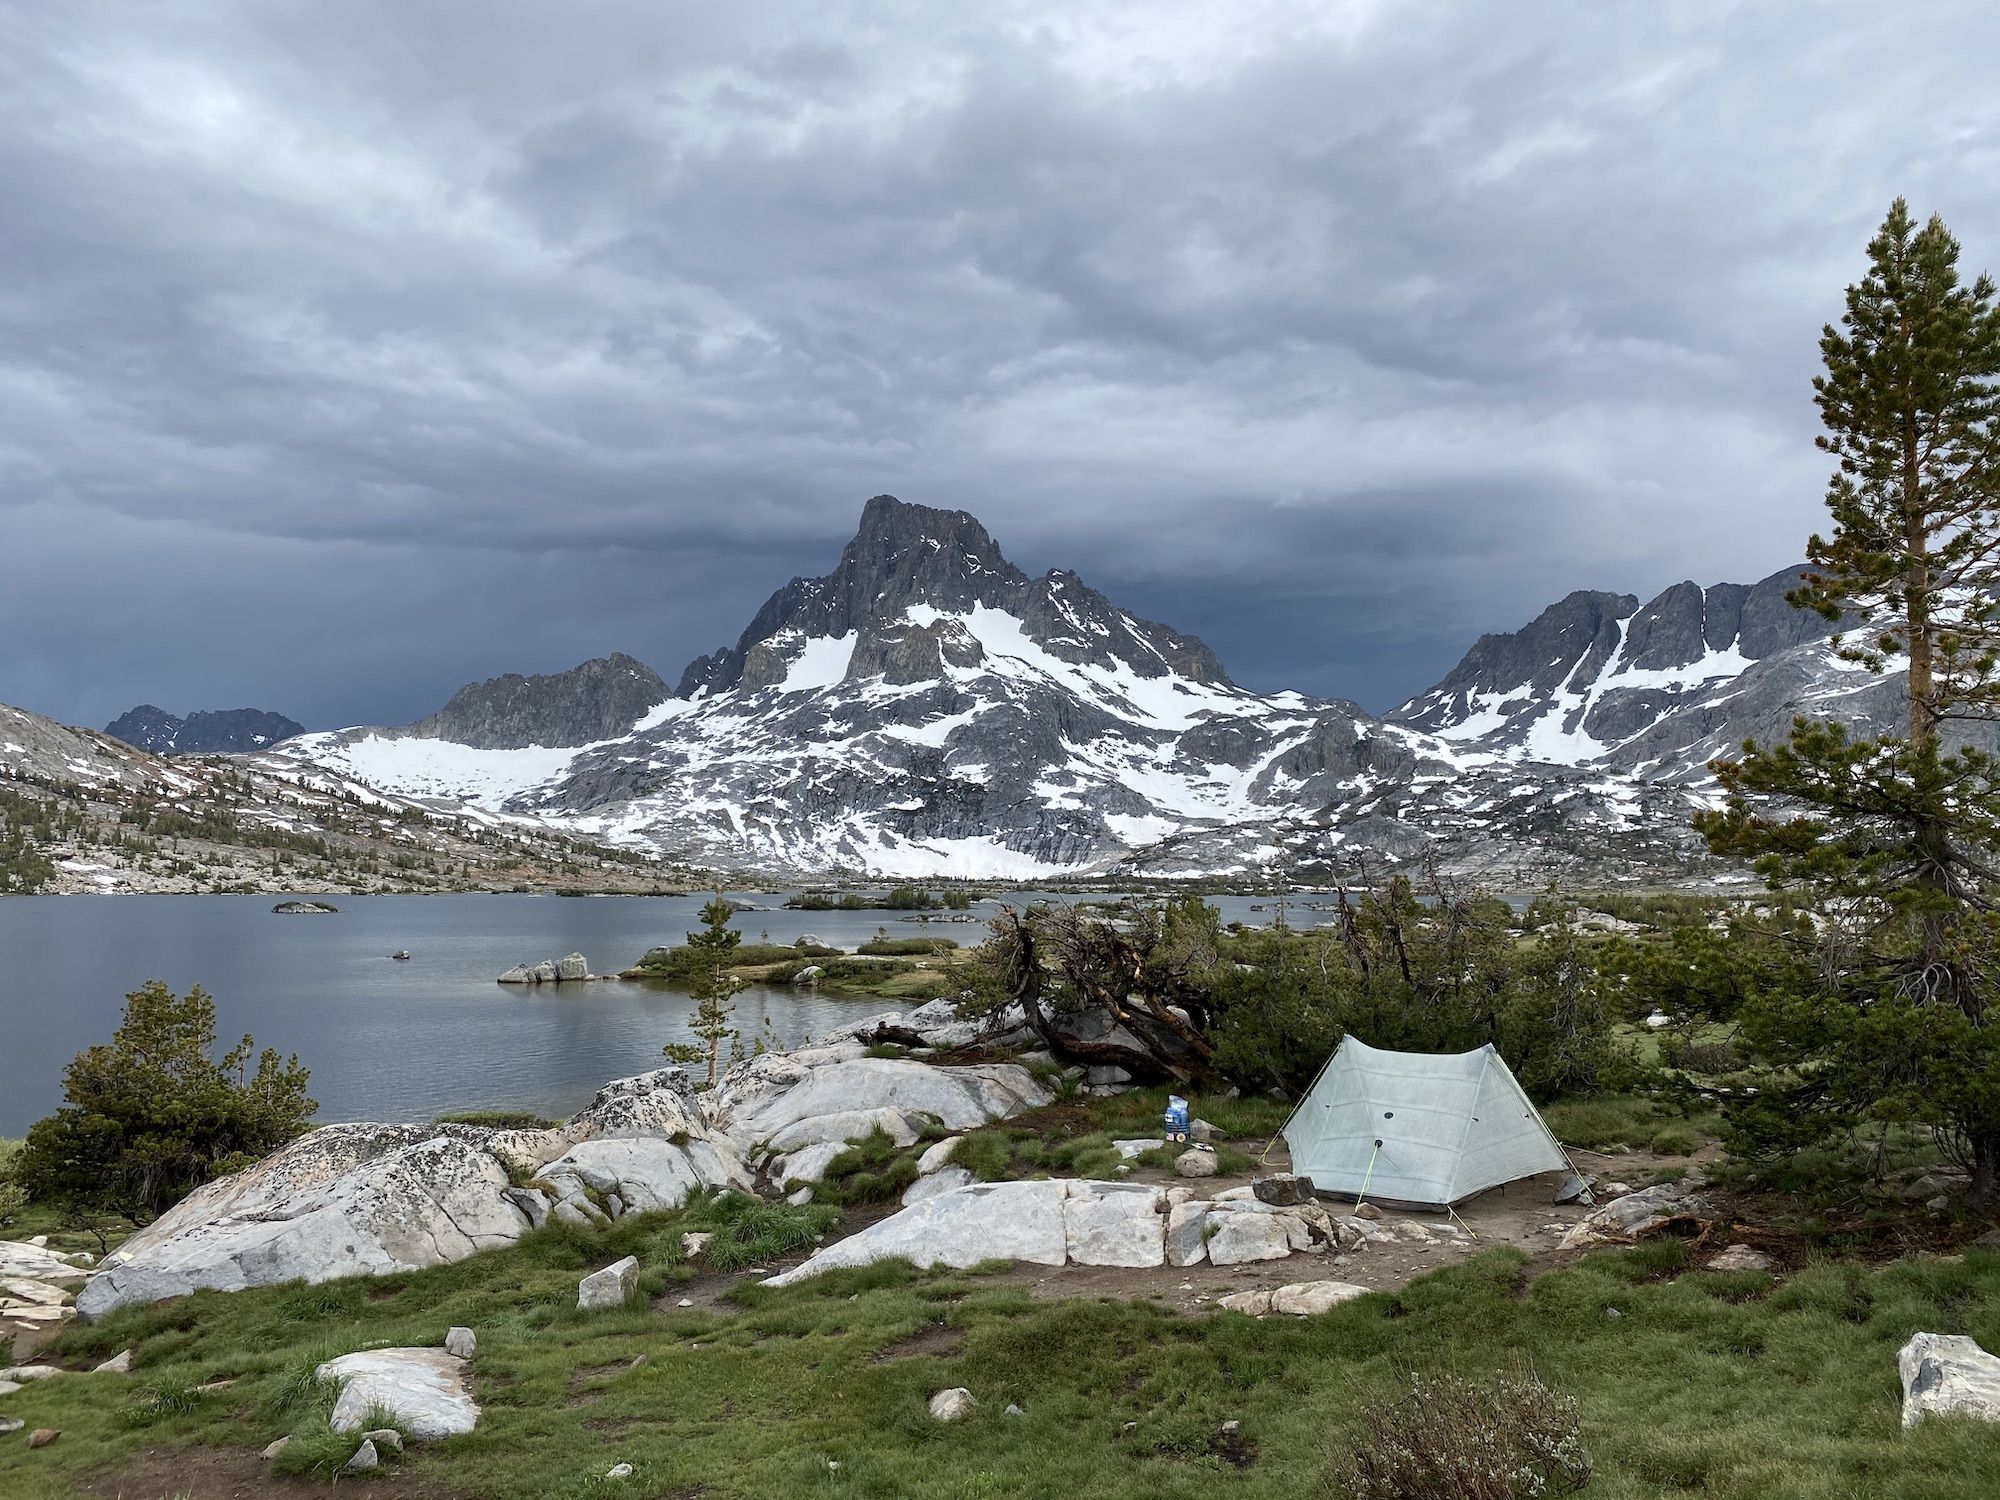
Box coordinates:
[1278,1036,1570,1210]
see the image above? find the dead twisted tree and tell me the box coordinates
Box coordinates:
[992,904,1222,1088]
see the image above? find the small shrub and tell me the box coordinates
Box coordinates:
[120,1377,208,1428]
[1649,1126,1701,1157]
[857,937,961,956]
[818,1127,921,1204]
[674,1191,840,1272]
[952,1132,1014,1181]
[1327,1368,1590,1500]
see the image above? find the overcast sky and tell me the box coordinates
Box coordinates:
[4,1,1998,730]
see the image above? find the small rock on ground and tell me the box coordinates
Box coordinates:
[445,1326,476,1359]
[0,1418,23,1435]
[578,1255,640,1310]
[261,1436,290,1460]
[345,1438,379,1471]
[928,1387,978,1421]
[1706,1244,1773,1273]
[363,1427,405,1453]
[94,1349,133,1374]
[1175,1149,1219,1179]
[27,1429,60,1449]
[606,1462,635,1479]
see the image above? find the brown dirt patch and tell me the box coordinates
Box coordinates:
[76,1445,474,1500]
[870,1320,964,1363]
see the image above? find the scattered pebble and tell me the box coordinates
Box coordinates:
[261,1436,290,1460]
[0,1418,23,1436]
[363,1427,404,1453]
[26,1428,58,1450]
[677,1298,694,1308]
[606,1462,635,1479]
[345,1438,378,1472]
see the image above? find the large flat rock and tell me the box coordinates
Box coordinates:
[1062,1183,1166,1267]
[78,1070,747,1319]
[763,1180,1072,1285]
[318,1348,479,1440]
[712,1056,1053,1159]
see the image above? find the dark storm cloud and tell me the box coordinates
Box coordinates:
[3,0,1998,727]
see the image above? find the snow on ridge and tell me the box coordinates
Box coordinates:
[278,731,587,810]
[776,631,858,694]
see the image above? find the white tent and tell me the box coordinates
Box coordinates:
[1278,1036,1570,1210]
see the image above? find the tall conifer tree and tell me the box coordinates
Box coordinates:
[1698,200,2000,1201]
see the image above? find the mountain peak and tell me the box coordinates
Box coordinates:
[676,494,1230,697]
[408,654,668,749]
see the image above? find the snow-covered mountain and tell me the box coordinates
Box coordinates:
[1387,567,1900,780]
[0,699,672,894]
[264,496,1879,883]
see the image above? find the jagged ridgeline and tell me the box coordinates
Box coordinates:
[104,705,306,754]
[254,494,1886,882]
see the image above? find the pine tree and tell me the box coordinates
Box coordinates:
[663,892,742,1087]
[1697,200,2000,1203]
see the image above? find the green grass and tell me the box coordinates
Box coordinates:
[627,942,843,980]
[856,937,963,957]
[941,1086,1291,1184]
[1541,1092,1719,1153]
[9,1203,2000,1499]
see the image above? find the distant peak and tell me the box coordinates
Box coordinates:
[852,494,1003,559]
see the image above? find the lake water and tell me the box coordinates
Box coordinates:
[0,890,1289,1134]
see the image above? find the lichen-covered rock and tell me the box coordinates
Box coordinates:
[1174,1149,1219,1179]
[709,1054,1051,1164]
[1899,1333,2000,1430]
[1252,1174,1316,1207]
[1165,1202,1212,1267]
[1557,1177,1708,1251]
[78,1071,746,1318]
[317,1348,479,1440]
[763,1181,1071,1285]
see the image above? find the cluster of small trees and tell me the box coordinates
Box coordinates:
[988,880,1620,1104]
[9,980,315,1225]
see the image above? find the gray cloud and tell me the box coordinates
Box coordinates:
[3,0,1998,728]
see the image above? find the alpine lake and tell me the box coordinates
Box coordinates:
[0,889,1290,1134]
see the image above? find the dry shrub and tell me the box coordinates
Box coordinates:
[1327,1368,1591,1500]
